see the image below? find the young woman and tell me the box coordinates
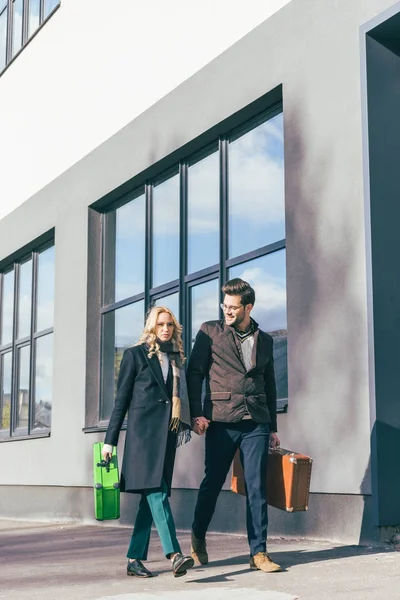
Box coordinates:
[102,306,193,578]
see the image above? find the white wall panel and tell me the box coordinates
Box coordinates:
[0,0,290,220]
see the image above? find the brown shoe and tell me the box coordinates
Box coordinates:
[250,552,281,573]
[191,531,208,565]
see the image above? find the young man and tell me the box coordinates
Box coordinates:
[187,278,281,573]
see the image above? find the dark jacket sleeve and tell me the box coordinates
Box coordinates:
[264,338,278,432]
[187,324,212,418]
[104,348,136,446]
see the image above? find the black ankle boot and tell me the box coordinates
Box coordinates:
[127,559,153,577]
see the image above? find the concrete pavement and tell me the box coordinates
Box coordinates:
[0,520,399,600]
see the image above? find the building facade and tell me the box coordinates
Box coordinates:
[1,0,400,544]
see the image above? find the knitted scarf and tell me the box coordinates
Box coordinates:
[157,340,192,447]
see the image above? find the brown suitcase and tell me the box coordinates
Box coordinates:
[231,447,313,512]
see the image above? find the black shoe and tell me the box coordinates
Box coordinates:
[127,559,153,578]
[172,553,195,578]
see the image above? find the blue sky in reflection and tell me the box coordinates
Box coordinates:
[230,249,287,333]
[153,174,180,287]
[44,0,59,17]
[0,6,7,70]
[191,279,220,342]
[114,194,145,302]
[12,0,23,57]
[28,0,40,36]
[229,113,285,257]
[114,300,145,349]
[155,292,180,321]
[188,152,219,274]
[230,250,287,399]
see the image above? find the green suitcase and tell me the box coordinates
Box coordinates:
[93,442,120,520]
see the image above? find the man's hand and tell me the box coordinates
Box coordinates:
[102,444,113,460]
[269,432,280,449]
[191,416,210,435]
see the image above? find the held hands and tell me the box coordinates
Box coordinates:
[269,432,281,449]
[191,416,210,436]
[102,443,113,460]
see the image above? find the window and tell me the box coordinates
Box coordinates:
[0,243,55,439]
[0,0,60,75]
[98,105,287,422]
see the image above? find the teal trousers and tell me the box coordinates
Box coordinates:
[126,479,181,560]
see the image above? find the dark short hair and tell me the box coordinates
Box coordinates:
[222,278,255,306]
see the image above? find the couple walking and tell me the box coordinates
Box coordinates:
[102,277,281,578]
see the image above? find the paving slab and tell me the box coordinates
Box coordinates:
[0,520,399,600]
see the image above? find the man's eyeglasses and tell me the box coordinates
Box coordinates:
[220,303,243,313]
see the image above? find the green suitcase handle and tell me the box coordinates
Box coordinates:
[96,455,111,472]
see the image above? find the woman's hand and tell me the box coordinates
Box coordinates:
[102,444,113,460]
[191,416,210,435]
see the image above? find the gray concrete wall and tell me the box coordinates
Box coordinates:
[1,0,399,539]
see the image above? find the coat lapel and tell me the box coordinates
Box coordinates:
[251,330,269,374]
[141,346,170,401]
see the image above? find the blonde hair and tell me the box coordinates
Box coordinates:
[136,305,186,363]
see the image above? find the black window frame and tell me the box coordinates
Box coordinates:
[0,0,60,77]
[84,96,287,431]
[0,232,55,442]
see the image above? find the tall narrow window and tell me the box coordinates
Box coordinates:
[101,301,144,421]
[230,249,288,406]
[0,241,55,439]
[155,292,179,321]
[43,0,58,18]
[0,1,7,71]
[190,279,219,347]
[228,113,285,258]
[152,174,180,288]
[103,193,145,306]
[11,0,23,58]
[187,151,219,275]
[28,0,40,37]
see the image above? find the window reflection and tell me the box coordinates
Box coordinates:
[228,113,285,258]
[101,301,144,420]
[16,344,30,430]
[28,0,40,37]
[155,292,179,321]
[18,259,32,339]
[191,279,219,346]
[230,249,287,400]
[12,0,23,58]
[36,246,55,332]
[188,152,219,274]
[33,334,53,430]
[104,194,145,305]
[1,270,14,346]
[0,352,11,432]
[44,0,59,18]
[0,4,7,71]
[152,174,180,288]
